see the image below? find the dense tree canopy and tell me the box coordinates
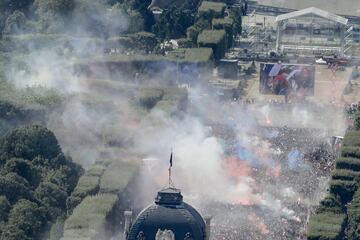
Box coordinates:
[0,199,46,240]
[0,0,33,14]
[152,0,201,39]
[152,6,196,39]
[0,124,61,162]
[34,0,74,15]
[0,125,83,240]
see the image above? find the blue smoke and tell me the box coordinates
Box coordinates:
[287,148,303,170]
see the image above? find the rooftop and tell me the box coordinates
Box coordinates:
[275,7,349,25]
[255,0,360,16]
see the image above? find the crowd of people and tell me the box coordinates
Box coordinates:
[203,125,336,240]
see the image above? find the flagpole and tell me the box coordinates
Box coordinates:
[168,149,173,187]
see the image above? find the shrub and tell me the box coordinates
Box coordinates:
[107,32,158,53]
[99,161,138,194]
[341,146,360,159]
[354,114,360,130]
[343,131,360,147]
[65,196,82,216]
[345,130,360,137]
[186,18,211,43]
[336,157,360,171]
[177,38,193,48]
[197,29,226,60]
[70,175,99,199]
[307,212,346,240]
[49,217,65,240]
[332,169,360,182]
[329,179,357,204]
[85,164,106,177]
[347,189,360,239]
[212,17,234,47]
[316,194,344,214]
[198,1,226,19]
[137,88,164,110]
[61,194,118,240]
[182,48,214,63]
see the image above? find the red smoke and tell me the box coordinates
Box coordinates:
[223,156,252,180]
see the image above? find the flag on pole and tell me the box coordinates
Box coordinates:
[170,151,173,168]
[168,150,173,186]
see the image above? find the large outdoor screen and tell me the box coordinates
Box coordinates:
[260,63,315,96]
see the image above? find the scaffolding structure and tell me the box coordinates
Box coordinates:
[275,7,351,57]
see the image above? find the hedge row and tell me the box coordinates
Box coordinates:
[198,1,227,19]
[198,29,226,45]
[66,163,106,214]
[99,161,138,194]
[347,189,360,239]
[308,130,360,239]
[212,17,234,47]
[3,34,104,54]
[342,131,360,146]
[343,135,360,147]
[336,157,360,171]
[61,156,139,239]
[61,194,118,240]
[316,195,343,214]
[329,180,357,204]
[182,47,214,63]
[177,38,194,48]
[4,32,158,55]
[106,32,158,53]
[341,146,360,159]
[137,88,164,110]
[197,29,226,60]
[344,130,360,137]
[307,212,346,240]
[331,169,360,181]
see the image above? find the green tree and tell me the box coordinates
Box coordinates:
[71,0,110,37]
[355,114,360,130]
[4,158,40,186]
[0,125,61,162]
[0,199,45,240]
[33,0,74,32]
[2,10,29,35]
[34,0,74,15]
[0,0,33,12]
[108,3,143,36]
[0,125,84,240]
[186,18,211,43]
[124,0,154,31]
[35,181,67,220]
[0,172,33,203]
[152,6,196,39]
[0,196,10,223]
[229,6,243,35]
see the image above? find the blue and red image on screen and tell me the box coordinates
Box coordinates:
[260,63,315,97]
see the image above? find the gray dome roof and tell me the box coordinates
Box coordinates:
[127,187,206,240]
